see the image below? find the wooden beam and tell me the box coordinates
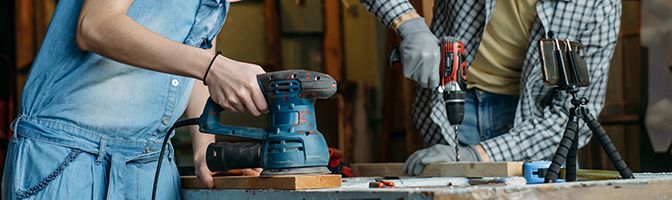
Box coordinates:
[181,174,342,190]
[380,29,402,161]
[352,162,524,177]
[33,0,56,48]
[264,0,282,71]
[322,0,343,82]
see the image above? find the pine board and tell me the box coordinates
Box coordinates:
[181,174,342,190]
[352,162,523,177]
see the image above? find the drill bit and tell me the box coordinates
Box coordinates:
[453,125,460,161]
[444,82,465,162]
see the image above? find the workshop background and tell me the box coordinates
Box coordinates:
[1,0,671,179]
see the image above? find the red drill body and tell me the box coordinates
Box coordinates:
[438,37,468,161]
[389,36,468,161]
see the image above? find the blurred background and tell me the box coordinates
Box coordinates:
[1,0,671,176]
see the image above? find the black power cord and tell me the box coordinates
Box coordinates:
[151,117,199,200]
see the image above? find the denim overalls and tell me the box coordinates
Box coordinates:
[2,0,229,199]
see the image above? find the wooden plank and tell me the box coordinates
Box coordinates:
[352,162,523,177]
[181,174,342,190]
[322,0,343,82]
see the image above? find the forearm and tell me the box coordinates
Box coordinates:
[360,0,418,29]
[392,12,421,32]
[481,72,610,161]
[473,145,490,162]
[186,78,215,164]
[189,122,215,165]
[480,0,620,162]
[77,0,212,80]
[480,112,569,161]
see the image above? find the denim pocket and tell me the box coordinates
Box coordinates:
[11,137,83,199]
[127,150,181,200]
[483,93,519,140]
[183,0,230,48]
[2,135,26,199]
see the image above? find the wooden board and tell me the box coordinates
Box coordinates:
[352,162,523,177]
[181,174,342,190]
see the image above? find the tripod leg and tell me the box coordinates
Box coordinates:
[583,112,635,179]
[566,129,579,182]
[545,112,580,183]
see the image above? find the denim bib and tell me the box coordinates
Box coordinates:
[19,0,228,140]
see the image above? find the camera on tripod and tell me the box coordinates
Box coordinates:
[538,38,590,89]
[535,33,634,183]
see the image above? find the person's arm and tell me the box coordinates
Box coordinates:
[77,0,267,115]
[360,0,418,30]
[479,0,622,161]
[185,68,218,188]
[361,0,441,88]
[185,41,261,188]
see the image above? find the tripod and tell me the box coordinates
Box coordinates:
[543,89,635,182]
[543,38,634,183]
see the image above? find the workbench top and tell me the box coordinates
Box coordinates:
[181,173,672,200]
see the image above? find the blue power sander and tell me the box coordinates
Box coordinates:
[152,70,336,199]
[200,70,337,176]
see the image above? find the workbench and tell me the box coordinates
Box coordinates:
[181,173,672,199]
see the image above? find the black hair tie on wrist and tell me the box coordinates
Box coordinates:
[203,51,222,85]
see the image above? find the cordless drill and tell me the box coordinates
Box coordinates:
[390,36,468,161]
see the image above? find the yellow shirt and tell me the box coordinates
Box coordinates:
[468,0,538,95]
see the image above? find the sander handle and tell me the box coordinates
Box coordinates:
[198,98,267,140]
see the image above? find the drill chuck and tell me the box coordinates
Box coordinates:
[206,142,261,172]
[444,91,465,125]
[443,81,466,125]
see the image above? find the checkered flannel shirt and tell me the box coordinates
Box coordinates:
[361,0,621,161]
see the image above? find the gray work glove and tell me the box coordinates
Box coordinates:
[403,144,481,176]
[396,17,441,88]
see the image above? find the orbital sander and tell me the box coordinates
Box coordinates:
[200,69,337,176]
[152,70,336,199]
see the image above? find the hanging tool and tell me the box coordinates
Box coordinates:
[152,70,337,200]
[390,36,468,161]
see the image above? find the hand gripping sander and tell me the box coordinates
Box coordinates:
[199,70,337,176]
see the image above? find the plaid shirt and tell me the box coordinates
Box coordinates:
[361,0,621,161]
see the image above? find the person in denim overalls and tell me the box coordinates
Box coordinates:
[2,0,267,199]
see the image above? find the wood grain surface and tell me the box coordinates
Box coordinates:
[181,174,342,190]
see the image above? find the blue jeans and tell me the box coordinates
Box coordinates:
[458,88,519,145]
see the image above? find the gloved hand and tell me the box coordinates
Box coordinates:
[396,17,441,88]
[403,144,481,176]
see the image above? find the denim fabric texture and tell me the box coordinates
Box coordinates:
[2,0,229,199]
[458,89,519,145]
